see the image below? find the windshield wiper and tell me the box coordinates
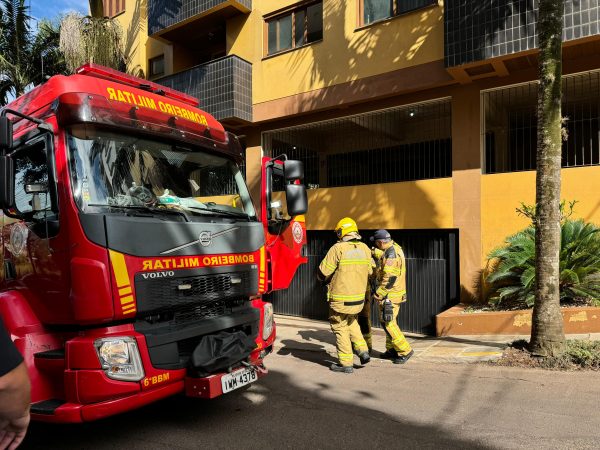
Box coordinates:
[183,205,250,220]
[87,204,190,222]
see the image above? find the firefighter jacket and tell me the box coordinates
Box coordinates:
[374,242,407,304]
[319,239,372,314]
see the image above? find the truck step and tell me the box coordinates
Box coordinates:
[34,349,65,359]
[31,399,65,415]
[34,349,65,372]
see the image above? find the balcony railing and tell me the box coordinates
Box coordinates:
[156,55,252,123]
[149,0,252,36]
[445,0,600,67]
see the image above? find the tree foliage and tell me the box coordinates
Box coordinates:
[59,12,125,74]
[0,0,66,104]
[487,216,600,309]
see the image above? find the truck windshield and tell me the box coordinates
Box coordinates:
[67,126,256,220]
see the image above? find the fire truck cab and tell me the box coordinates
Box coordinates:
[0,64,307,422]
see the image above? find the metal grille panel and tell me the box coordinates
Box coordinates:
[269,230,459,335]
[263,100,451,189]
[135,271,255,314]
[483,70,600,173]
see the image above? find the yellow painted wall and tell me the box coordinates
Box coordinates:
[116,0,172,78]
[248,0,444,104]
[304,178,453,230]
[481,166,600,265]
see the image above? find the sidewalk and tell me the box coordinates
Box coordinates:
[274,314,600,364]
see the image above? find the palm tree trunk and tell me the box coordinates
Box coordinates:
[530,0,566,357]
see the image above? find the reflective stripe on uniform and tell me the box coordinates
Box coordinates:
[329,293,365,302]
[339,259,371,266]
[322,261,337,271]
[338,352,353,361]
[383,266,402,275]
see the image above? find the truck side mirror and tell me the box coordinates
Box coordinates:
[25,182,49,194]
[284,160,304,181]
[0,155,15,210]
[285,183,308,217]
[0,116,13,151]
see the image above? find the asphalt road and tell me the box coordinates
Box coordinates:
[22,345,600,449]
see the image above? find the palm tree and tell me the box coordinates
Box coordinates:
[59,0,125,73]
[530,0,566,357]
[0,0,66,105]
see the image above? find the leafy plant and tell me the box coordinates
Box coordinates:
[487,217,600,309]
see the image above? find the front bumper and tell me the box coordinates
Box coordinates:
[33,301,276,423]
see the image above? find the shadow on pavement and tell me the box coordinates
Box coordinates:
[22,369,492,450]
[277,339,334,368]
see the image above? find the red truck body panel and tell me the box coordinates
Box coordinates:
[0,64,307,422]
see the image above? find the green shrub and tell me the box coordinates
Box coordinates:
[487,219,600,309]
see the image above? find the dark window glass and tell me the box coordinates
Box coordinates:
[306,3,323,42]
[279,14,293,51]
[149,55,164,77]
[364,0,392,24]
[397,0,437,15]
[268,20,278,55]
[14,140,51,219]
[295,9,306,46]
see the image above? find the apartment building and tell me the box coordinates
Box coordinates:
[114,0,600,333]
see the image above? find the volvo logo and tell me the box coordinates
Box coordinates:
[199,231,212,246]
[142,271,175,279]
[160,227,240,255]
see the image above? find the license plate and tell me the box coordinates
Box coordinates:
[221,368,258,394]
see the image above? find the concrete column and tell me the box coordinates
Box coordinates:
[244,130,263,216]
[452,85,482,303]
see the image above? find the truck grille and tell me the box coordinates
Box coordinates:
[173,300,227,325]
[135,270,257,315]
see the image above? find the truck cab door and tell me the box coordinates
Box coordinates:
[260,156,308,292]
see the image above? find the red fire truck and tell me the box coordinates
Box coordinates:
[0,64,307,423]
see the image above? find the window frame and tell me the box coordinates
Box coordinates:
[264,1,323,58]
[358,0,438,29]
[148,55,165,79]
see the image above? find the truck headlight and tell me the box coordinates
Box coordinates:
[95,337,144,382]
[262,302,274,340]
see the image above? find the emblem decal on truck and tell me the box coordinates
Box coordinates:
[160,227,239,255]
[292,222,303,244]
[141,271,175,279]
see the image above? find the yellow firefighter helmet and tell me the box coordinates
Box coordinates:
[335,217,358,239]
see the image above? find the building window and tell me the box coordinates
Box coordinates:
[483,71,600,174]
[266,2,323,56]
[149,55,165,78]
[102,0,125,18]
[362,0,437,26]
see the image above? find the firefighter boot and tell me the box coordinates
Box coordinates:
[380,349,398,360]
[330,363,353,374]
[358,351,370,365]
[392,350,414,365]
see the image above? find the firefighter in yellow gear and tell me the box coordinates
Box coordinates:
[370,229,414,364]
[318,217,372,373]
[355,246,384,354]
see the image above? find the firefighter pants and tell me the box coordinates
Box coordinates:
[355,294,372,351]
[379,302,412,356]
[329,308,369,367]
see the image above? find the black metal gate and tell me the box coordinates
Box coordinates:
[269,229,459,335]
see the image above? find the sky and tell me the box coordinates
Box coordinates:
[29,0,88,22]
